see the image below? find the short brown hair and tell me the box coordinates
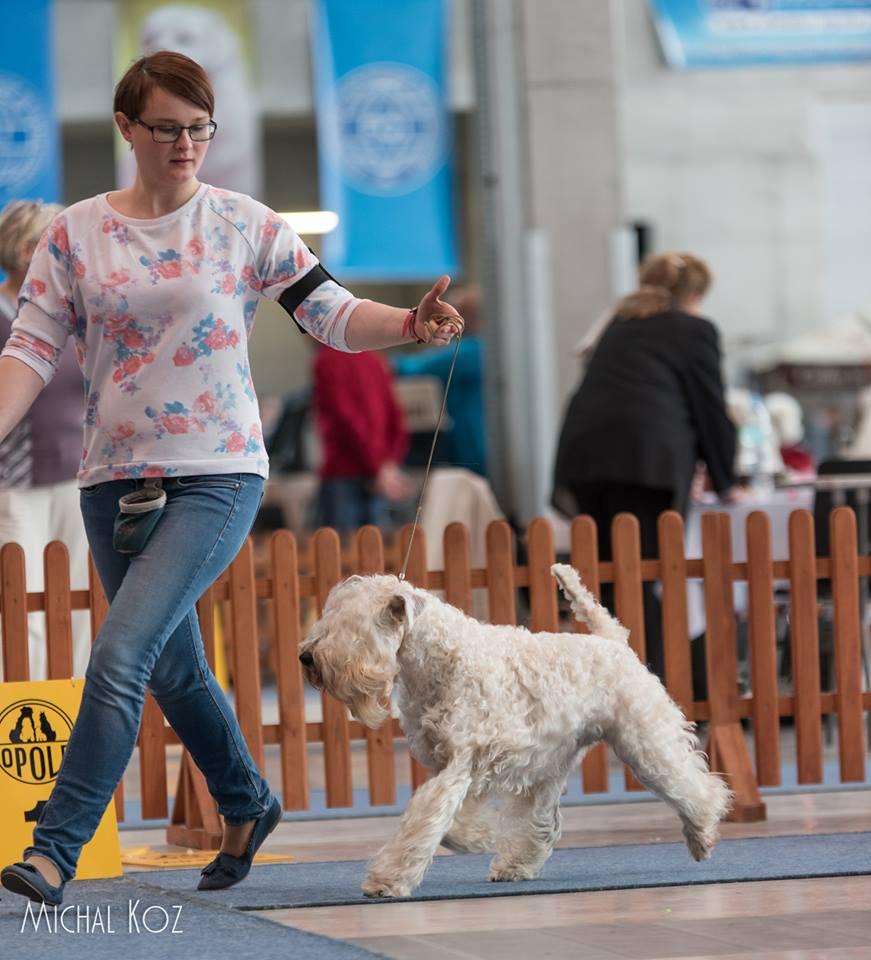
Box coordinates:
[113,51,214,119]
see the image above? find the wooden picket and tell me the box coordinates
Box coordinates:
[3,506,871,848]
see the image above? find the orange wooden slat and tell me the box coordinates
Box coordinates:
[829,507,866,781]
[228,538,265,768]
[527,518,558,633]
[701,513,740,723]
[571,516,608,793]
[313,527,353,806]
[788,510,823,783]
[612,513,646,791]
[354,526,396,806]
[486,521,517,626]
[443,523,472,613]
[271,531,309,810]
[745,511,781,786]
[43,541,73,680]
[138,692,168,819]
[397,524,430,789]
[657,512,693,717]
[1,543,29,681]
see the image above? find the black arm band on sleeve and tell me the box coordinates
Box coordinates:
[278,263,337,335]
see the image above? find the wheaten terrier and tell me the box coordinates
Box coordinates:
[299,564,731,898]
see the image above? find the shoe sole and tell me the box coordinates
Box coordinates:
[1,869,61,906]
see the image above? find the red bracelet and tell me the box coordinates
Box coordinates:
[402,307,426,343]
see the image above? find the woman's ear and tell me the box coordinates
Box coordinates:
[115,111,134,145]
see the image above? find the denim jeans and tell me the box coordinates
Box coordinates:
[25,473,273,880]
[315,477,390,535]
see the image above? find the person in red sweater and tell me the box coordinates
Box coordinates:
[312,345,411,535]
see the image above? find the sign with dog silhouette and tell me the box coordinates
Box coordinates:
[0,680,121,879]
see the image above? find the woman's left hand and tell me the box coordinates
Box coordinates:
[414,275,464,345]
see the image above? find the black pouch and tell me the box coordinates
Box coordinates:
[113,479,167,555]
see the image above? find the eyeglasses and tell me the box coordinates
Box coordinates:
[133,119,217,143]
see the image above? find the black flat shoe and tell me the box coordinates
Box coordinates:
[1,862,65,906]
[197,796,282,891]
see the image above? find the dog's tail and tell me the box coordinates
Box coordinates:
[551,563,629,644]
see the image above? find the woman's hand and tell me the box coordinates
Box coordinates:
[413,275,464,345]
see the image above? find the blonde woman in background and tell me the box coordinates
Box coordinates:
[552,252,738,682]
[0,200,89,681]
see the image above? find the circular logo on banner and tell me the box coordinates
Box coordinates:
[335,62,444,197]
[0,73,50,193]
[0,699,72,785]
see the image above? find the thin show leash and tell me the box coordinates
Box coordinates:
[398,320,463,582]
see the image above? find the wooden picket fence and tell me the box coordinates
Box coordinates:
[1,507,870,848]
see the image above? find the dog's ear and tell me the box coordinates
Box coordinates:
[385,594,407,625]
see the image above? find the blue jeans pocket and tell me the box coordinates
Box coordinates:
[112,482,166,555]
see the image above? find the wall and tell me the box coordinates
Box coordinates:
[620,0,871,377]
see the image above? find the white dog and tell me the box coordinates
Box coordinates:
[299,564,731,898]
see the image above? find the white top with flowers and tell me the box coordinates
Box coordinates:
[1,184,363,486]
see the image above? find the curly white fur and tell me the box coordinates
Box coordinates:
[299,565,732,898]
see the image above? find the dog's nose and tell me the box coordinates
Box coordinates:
[299,651,314,668]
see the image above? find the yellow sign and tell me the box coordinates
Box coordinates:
[0,680,122,880]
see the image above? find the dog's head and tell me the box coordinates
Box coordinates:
[299,575,416,728]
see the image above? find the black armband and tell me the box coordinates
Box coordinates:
[278,259,343,335]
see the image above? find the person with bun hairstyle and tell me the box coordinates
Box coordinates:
[552,252,737,681]
[0,51,462,906]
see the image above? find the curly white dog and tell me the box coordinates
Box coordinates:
[299,563,731,898]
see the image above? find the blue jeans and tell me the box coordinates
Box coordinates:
[25,473,273,880]
[315,477,389,535]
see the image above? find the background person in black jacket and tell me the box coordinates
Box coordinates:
[552,252,738,682]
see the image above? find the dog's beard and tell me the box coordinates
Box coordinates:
[350,692,391,729]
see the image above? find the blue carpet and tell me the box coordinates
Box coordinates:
[0,875,384,960]
[130,831,871,910]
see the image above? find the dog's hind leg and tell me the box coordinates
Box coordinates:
[487,780,563,882]
[604,667,732,860]
[363,758,473,898]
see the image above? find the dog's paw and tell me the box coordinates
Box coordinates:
[488,862,537,883]
[361,874,411,898]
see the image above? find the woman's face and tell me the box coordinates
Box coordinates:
[115,86,212,188]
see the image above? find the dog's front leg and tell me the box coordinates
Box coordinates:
[363,759,472,898]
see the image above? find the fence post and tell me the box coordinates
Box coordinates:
[486,520,517,626]
[788,510,823,784]
[397,523,430,790]
[571,516,609,793]
[356,526,397,806]
[829,507,866,782]
[1,543,29,681]
[657,512,693,717]
[271,530,310,810]
[314,527,353,807]
[44,541,73,679]
[702,512,766,821]
[746,511,781,787]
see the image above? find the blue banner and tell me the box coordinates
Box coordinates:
[311,0,458,280]
[650,1,871,68]
[0,0,60,208]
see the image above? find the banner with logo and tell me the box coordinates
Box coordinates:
[0,680,121,880]
[650,0,871,69]
[311,0,458,280]
[0,0,60,209]
[116,0,263,199]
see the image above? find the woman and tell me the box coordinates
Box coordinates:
[0,51,461,906]
[552,252,737,681]
[0,200,90,681]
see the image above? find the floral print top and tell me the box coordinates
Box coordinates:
[1,184,363,486]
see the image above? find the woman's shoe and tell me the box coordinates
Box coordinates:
[197,796,282,891]
[1,862,65,905]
